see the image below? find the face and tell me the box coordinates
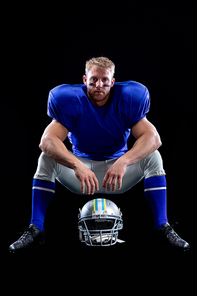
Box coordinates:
[83,65,115,107]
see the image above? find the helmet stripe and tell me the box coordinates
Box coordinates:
[93,199,98,211]
[93,199,106,211]
[102,198,106,211]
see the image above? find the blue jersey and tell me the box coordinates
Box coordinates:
[47,81,150,160]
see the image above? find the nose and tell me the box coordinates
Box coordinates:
[95,79,103,88]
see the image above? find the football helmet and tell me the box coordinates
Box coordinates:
[78,198,123,246]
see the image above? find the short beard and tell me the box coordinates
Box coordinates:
[87,90,110,104]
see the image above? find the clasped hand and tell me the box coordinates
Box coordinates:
[74,160,127,195]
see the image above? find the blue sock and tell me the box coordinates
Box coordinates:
[30,179,55,231]
[144,176,168,230]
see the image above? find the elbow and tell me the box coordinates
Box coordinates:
[149,129,162,150]
[39,134,51,154]
[39,138,46,153]
[155,132,162,149]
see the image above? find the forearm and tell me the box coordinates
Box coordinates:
[39,126,99,194]
[39,135,81,169]
[119,131,162,167]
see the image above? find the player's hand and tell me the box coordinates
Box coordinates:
[74,163,99,195]
[102,160,127,192]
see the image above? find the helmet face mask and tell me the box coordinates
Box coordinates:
[78,199,123,246]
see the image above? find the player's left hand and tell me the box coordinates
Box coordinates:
[102,159,127,192]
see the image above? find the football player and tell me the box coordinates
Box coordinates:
[9,57,190,252]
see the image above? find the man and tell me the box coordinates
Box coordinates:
[9,57,190,251]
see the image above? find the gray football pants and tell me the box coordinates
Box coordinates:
[34,150,165,195]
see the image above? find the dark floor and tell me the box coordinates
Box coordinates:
[5,202,195,294]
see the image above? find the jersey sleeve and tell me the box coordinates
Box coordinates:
[47,89,75,132]
[127,87,150,127]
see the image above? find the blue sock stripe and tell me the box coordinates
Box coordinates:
[33,179,55,191]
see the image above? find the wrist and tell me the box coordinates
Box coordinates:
[71,158,84,170]
[117,154,130,167]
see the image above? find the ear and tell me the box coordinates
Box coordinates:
[83,75,87,85]
[111,78,115,87]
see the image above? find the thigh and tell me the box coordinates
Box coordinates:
[56,155,92,195]
[56,156,107,194]
[104,158,144,194]
[56,154,144,195]
[119,161,144,193]
[91,158,144,195]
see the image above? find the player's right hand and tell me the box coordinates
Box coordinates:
[73,164,99,195]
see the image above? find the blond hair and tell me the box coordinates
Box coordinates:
[85,57,115,77]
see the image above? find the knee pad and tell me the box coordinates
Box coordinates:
[143,150,166,179]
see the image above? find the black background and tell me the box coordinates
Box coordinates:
[2,1,196,291]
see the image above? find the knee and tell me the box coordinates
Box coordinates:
[143,150,166,179]
[34,152,57,182]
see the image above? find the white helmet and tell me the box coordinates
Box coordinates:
[78,198,123,246]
